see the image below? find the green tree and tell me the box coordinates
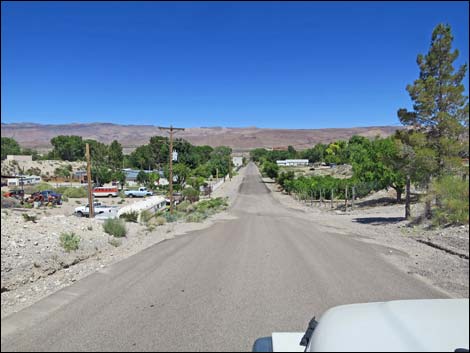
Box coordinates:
[1,137,21,160]
[262,161,280,179]
[136,170,149,185]
[111,170,126,190]
[397,24,469,176]
[84,139,108,166]
[108,140,123,171]
[50,135,85,161]
[92,166,112,186]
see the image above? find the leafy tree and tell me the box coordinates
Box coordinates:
[1,137,21,160]
[50,135,85,161]
[147,172,160,188]
[208,146,232,177]
[111,170,126,190]
[108,140,123,171]
[301,143,327,163]
[84,139,108,166]
[136,170,149,185]
[397,24,469,176]
[172,163,191,185]
[92,166,112,186]
[262,161,279,179]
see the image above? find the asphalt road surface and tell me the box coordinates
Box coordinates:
[1,163,446,352]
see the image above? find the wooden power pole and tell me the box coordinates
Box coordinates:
[158,125,185,214]
[85,143,94,218]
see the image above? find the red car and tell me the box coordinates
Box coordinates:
[3,189,25,199]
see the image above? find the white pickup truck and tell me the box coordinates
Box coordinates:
[124,187,153,198]
[74,202,118,217]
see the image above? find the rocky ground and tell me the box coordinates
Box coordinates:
[264,178,469,298]
[1,169,246,318]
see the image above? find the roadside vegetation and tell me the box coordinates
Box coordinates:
[103,218,127,238]
[252,24,469,227]
[59,232,81,252]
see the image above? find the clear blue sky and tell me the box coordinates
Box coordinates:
[1,1,469,129]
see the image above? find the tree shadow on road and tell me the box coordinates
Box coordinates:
[353,217,405,225]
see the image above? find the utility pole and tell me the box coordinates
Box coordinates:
[158,125,185,214]
[86,143,94,218]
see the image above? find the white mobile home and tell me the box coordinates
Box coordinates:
[276,159,309,167]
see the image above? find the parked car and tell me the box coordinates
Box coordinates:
[124,187,153,198]
[92,186,119,198]
[3,189,25,199]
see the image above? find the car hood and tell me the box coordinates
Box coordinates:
[307,299,469,352]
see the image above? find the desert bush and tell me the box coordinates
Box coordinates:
[165,212,179,223]
[108,238,122,247]
[177,200,191,212]
[22,213,37,222]
[103,218,127,237]
[60,232,80,252]
[430,175,469,226]
[140,210,153,224]
[119,211,139,223]
[156,216,166,226]
[1,196,20,208]
[61,187,88,198]
[182,187,199,203]
[186,212,206,223]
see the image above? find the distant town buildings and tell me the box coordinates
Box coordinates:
[276,159,309,167]
[6,155,33,162]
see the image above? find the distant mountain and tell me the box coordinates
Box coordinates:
[1,123,401,153]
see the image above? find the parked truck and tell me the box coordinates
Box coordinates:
[124,187,153,198]
[74,202,118,217]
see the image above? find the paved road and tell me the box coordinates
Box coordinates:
[1,163,445,352]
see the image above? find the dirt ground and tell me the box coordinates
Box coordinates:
[1,171,245,319]
[263,178,469,299]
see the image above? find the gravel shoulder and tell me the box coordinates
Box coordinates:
[1,168,246,319]
[262,177,469,299]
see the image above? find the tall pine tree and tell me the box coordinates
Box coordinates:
[397,24,469,175]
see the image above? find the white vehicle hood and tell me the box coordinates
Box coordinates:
[306,299,469,352]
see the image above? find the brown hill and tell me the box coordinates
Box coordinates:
[1,123,401,153]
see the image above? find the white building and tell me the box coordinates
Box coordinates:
[7,175,41,187]
[276,159,309,167]
[6,155,33,162]
[232,156,243,168]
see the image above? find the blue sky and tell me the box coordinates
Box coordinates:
[1,1,469,129]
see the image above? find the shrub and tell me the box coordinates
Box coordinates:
[182,187,199,203]
[140,210,153,225]
[165,213,179,223]
[431,175,469,226]
[186,212,206,223]
[62,187,88,198]
[108,238,122,247]
[60,232,80,252]
[22,213,37,222]
[156,216,166,226]
[119,211,139,223]
[1,196,20,209]
[103,218,127,237]
[177,200,191,212]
